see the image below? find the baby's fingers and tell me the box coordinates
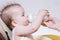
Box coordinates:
[38,10,49,16]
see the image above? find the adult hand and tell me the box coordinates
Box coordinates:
[44,15,60,31]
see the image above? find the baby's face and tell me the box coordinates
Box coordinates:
[8,6,29,27]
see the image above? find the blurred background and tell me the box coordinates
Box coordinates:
[0,0,60,38]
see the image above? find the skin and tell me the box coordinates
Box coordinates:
[14,10,49,36]
[3,5,60,40]
[5,5,49,36]
[2,5,49,40]
[44,15,60,32]
[13,9,49,40]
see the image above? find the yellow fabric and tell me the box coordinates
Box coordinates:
[36,34,60,40]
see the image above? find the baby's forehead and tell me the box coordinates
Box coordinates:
[6,6,23,11]
[2,4,28,17]
[2,5,25,15]
[2,4,23,13]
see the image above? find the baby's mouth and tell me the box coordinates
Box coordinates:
[28,20,31,23]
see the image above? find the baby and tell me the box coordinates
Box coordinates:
[1,3,49,40]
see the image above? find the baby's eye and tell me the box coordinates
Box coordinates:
[22,12,24,16]
[22,14,24,16]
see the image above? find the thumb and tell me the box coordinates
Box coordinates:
[44,21,54,29]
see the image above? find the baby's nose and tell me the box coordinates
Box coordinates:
[28,20,30,23]
[26,18,30,23]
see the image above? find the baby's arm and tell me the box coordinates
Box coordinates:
[14,10,49,36]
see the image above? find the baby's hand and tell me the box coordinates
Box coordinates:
[38,10,49,17]
[38,10,49,26]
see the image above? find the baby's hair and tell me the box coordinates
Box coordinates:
[1,3,21,30]
[1,3,21,13]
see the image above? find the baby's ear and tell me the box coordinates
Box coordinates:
[11,20,17,26]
